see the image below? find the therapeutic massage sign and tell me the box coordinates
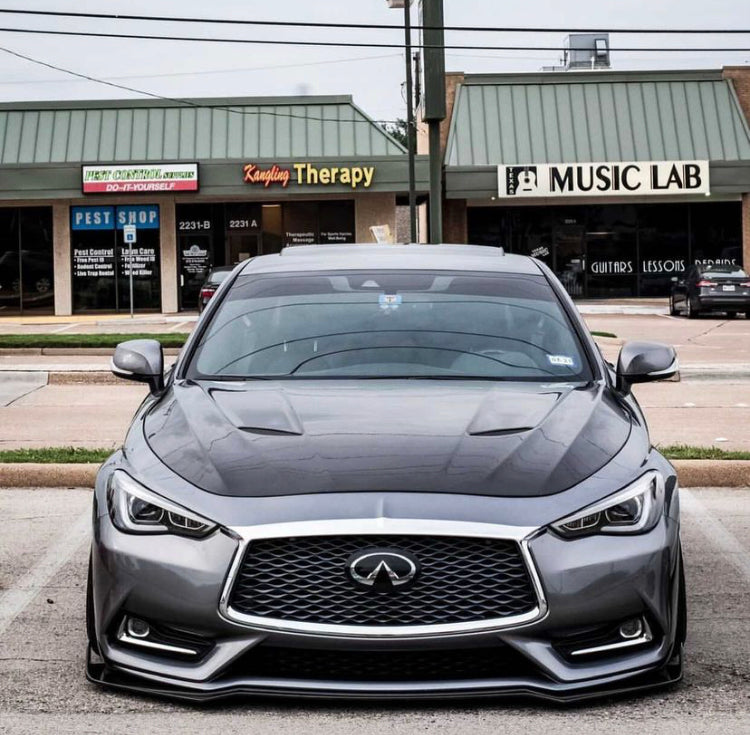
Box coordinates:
[243,162,376,190]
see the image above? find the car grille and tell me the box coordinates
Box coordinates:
[232,644,538,682]
[228,534,538,626]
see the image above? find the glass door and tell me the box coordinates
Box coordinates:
[553,225,586,298]
[179,233,213,311]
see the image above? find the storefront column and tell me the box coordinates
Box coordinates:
[52,202,72,316]
[743,193,750,269]
[443,199,467,243]
[160,198,178,313]
[355,193,397,243]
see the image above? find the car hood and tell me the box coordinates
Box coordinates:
[142,379,632,497]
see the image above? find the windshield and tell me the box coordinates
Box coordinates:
[186,270,592,381]
[208,269,232,285]
[701,266,747,279]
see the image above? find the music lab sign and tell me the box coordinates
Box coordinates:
[498,160,709,198]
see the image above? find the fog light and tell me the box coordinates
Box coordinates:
[126,617,151,639]
[618,618,644,640]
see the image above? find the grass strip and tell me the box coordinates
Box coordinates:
[591,331,617,339]
[659,444,750,461]
[2,444,748,465]
[0,447,111,464]
[0,333,189,349]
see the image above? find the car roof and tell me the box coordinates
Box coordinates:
[238,244,543,276]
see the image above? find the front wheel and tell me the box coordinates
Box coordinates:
[669,296,679,316]
[687,298,699,319]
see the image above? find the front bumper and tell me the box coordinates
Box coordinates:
[89,487,683,702]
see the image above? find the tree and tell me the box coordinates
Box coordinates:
[382,118,408,149]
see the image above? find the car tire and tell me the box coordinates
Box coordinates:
[86,554,100,656]
[745,310,750,319]
[687,298,699,319]
[727,311,737,319]
[665,544,687,681]
[669,296,679,316]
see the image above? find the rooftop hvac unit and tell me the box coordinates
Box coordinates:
[563,33,611,70]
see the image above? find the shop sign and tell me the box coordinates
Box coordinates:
[119,247,157,278]
[72,247,115,279]
[82,163,199,194]
[71,206,159,231]
[181,243,211,276]
[498,161,709,198]
[243,162,375,189]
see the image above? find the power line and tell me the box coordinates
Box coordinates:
[0,8,748,35]
[0,52,402,86]
[0,25,748,52]
[0,44,404,126]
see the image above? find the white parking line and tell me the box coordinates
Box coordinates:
[680,488,750,583]
[0,507,90,639]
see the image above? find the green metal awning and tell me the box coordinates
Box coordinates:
[0,95,405,165]
[445,70,750,167]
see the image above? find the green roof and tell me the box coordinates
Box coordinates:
[445,70,750,167]
[0,95,405,165]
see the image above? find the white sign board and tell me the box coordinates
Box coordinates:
[123,225,137,244]
[82,163,199,194]
[498,160,710,199]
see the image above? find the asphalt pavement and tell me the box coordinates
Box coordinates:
[0,486,748,734]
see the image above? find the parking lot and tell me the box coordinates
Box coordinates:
[0,486,748,734]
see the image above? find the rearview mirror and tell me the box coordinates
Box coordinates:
[616,341,678,395]
[111,339,165,395]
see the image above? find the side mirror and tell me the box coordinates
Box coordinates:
[616,341,678,395]
[111,339,165,395]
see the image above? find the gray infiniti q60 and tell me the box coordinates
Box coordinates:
[88,244,685,702]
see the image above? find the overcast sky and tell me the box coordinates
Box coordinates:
[0,0,748,124]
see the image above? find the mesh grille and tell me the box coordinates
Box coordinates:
[228,535,538,626]
[234,645,537,682]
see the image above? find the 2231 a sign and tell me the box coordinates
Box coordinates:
[498,160,710,198]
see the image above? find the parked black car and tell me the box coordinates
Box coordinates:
[197,266,234,312]
[670,264,750,318]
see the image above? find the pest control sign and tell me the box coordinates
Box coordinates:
[82,163,199,194]
[498,161,709,198]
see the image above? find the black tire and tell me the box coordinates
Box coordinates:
[687,298,699,319]
[727,311,737,319]
[745,311,750,319]
[86,554,100,656]
[669,296,679,316]
[676,546,687,648]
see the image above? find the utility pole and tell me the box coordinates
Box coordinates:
[388,0,417,243]
[420,0,446,244]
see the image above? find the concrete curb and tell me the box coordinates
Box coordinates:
[0,463,101,488]
[1,460,748,489]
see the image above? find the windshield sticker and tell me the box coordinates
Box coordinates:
[379,293,402,310]
[547,354,576,368]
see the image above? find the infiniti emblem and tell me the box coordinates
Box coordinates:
[346,549,420,592]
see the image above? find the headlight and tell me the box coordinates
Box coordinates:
[550,471,665,538]
[107,470,217,538]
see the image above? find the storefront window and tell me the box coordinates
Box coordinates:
[0,207,54,315]
[468,201,743,298]
[71,205,160,312]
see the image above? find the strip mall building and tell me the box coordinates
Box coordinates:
[0,95,428,315]
[1,66,750,314]
[434,66,750,298]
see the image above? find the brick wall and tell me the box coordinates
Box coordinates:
[723,66,750,122]
[723,67,750,270]
[743,194,750,271]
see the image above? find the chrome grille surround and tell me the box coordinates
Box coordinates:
[219,519,547,638]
